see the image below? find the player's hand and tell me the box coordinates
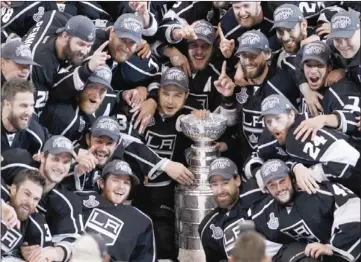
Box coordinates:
[0,1,11,8]
[136,39,151,59]
[21,243,44,262]
[325,68,345,87]
[88,41,111,72]
[129,1,148,16]
[75,146,98,175]
[122,87,148,108]
[304,243,333,259]
[293,116,325,142]
[215,141,228,152]
[218,23,235,58]
[300,83,323,116]
[214,61,236,97]
[164,160,194,185]
[172,24,198,41]
[167,47,191,76]
[316,22,331,38]
[293,164,321,194]
[130,98,157,134]
[1,201,20,230]
[356,116,361,132]
[300,34,320,47]
[192,109,210,119]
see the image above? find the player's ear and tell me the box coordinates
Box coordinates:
[98,177,105,191]
[10,184,17,198]
[262,50,272,61]
[300,20,308,37]
[235,175,241,187]
[85,133,91,147]
[39,152,46,163]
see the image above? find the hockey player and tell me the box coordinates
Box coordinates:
[76,159,157,262]
[1,40,40,84]
[198,157,265,262]
[249,159,361,262]
[1,78,48,155]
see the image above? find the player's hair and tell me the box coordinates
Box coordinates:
[1,78,35,103]
[12,169,46,191]
[232,231,266,262]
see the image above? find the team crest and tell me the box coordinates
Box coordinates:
[267,212,279,230]
[83,195,99,208]
[33,7,45,23]
[236,88,249,104]
[210,224,223,240]
[276,147,288,156]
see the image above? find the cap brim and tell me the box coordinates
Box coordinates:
[87,76,112,89]
[115,30,142,45]
[301,55,328,65]
[189,35,214,45]
[235,46,263,56]
[263,173,288,186]
[270,21,299,31]
[56,27,66,35]
[160,81,188,91]
[208,172,233,181]
[12,58,41,67]
[91,129,119,142]
[260,108,287,118]
[328,30,356,39]
[49,148,77,159]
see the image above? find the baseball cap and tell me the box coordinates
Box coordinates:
[260,94,298,118]
[328,11,360,39]
[56,15,96,42]
[192,20,216,45]
[101,160,140,185]
[90,116,121,142]
[71,234,108,262]
[43,136,77,159]
[271,4,304,31]
[260,159,290,186]
[301,41,332,65]
[87,65,112,89]
[114,13,143,44]
[1,40,40,66]
[235,30,270,56]
[160,67,189,91]
[208,157,238,181]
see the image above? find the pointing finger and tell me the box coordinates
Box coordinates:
[220,60,227,77]
[218,23,226,41]
[96,40,109,53]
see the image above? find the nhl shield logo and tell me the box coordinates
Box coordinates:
[210,224,223,240]
[236,88,249,104]
[83,195,99,208]
[267,212,279,230]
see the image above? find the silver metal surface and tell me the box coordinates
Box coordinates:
[176,113,227,259]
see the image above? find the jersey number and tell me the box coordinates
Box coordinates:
[35,91,49,109]
[116,114,127,130]
[44,224,52,242]
[302,135,327,160]
[332,184,353,197]
[1,7,14,23]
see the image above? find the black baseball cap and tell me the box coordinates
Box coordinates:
[113,13,143,44]
[56,15,96,42]
[1,40,40,66]
[101,160,140,186]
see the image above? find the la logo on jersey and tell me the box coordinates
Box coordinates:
[1,221,23,254]
[267,212,279,230]
[280,220,320,243]
[223,219,243,257]
[210,224,223,240]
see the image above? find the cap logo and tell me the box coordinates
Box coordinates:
[261,97,280,112]
[332,16,351,29]
[96,119,119,131]
[274,8,294,21]
[304,43,326,55]
[165,69,185,81]
[15,45,31,58]
[241,33,260,45]
[120,18,142,33]
[194,24,213,36]
[210,158,230,170]
[115,162,132,174]
[262,161,282,177]
[94,68,112,82]
[88,32,94,41]
[52,137,72,150]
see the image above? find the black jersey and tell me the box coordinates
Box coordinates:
[76,191,157,262]
[198,179,265,262]
[248,182,361,262]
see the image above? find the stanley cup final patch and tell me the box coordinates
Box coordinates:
[83,195,100,208]
[236,87,249,104]
[267,212,279,230]
[210,224,223,240]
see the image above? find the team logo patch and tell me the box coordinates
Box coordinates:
[280,219,320,242]
[274,8,295,21]
[96,118,118,131]
[267,212,279,230]
[332,16,352,29]
[83,195,99,208]
[262,160,282,177]
[194,24,213,36]
[248,133,258,144]
[210,224,223,240]
[33,7,44,23]
[52,137,72,150]
[236,88,249,104]
[223,219,243,257]
[241,33,260,45]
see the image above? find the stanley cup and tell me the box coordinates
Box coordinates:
[175,113,228,261]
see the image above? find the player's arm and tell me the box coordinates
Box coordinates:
[129,220,157,262]
[326,183,361,261]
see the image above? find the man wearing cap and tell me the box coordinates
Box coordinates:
[76,159,157,262]
[248,159,361,262]
[1,135,83,262]
[198,157,264,262]
[259,94,361,196]
[1,40,40,84]
[214,30,301,169]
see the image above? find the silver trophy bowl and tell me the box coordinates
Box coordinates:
[180,113,228,145]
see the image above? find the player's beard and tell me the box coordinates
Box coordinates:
[64,39,86,66]
[10,194,32,221]
[274,182,296,206]
[282,34,303,54]
[7,108,30,131]
[241,60,266,80]
[188,48,213,71]
[215,191,238,209]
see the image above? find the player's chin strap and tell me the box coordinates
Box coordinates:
[243,156,264,180]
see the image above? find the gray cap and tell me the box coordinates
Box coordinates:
[101,160,140,185]
[1,40,40,66]
[260,94,297,118]
[261,159,290,186]
[160,67,189,91]
[114,13,143,44]
[87,65,112,89]
[208,157,238,181]
[301,41,331,65]
[328,11,360,39]
[56,15,96,42]
[90,116,121,142]
[43,135,77,159]
[71,234,108,262]
[235,30,270,56]
[192,20,216,45]
[271,4,304,31]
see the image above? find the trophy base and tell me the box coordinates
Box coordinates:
[178,248,206,262]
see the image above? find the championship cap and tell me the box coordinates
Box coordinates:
[56,15,96,42]
[160,67,189,90]
[208,157,238,181]
[101,160,140,186]
[260,94,297,118]
[271,4,304,31]
[328,10,360,39]
[235,30,270,55]
[87,65,112,89]
[192,20,216,44]
[90,116,121,142]
[301,41,332,65]
[1,40,40,66]
[43,136,77,159]
[113,13,143,44]
[260,159,290,186]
